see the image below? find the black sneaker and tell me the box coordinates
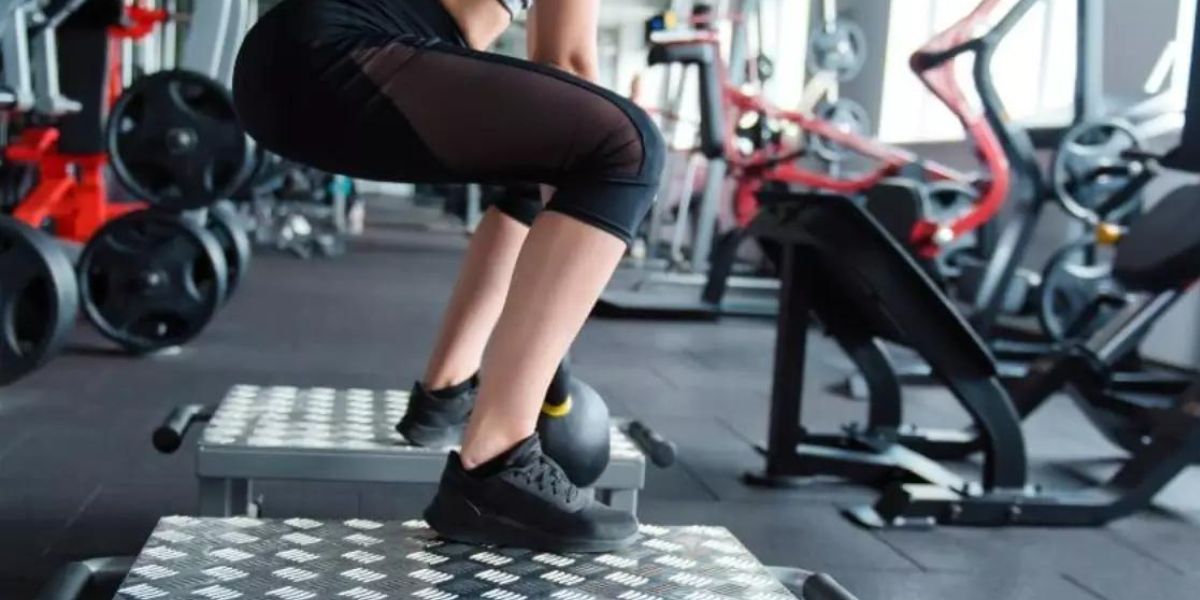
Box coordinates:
[396,378,475,448]
[424,435,639,553]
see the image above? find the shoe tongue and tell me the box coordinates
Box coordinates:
[504,434,544,468]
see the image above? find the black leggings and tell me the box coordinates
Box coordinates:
[232,0,664,243]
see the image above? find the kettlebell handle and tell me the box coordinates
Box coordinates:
[543,360,573,410]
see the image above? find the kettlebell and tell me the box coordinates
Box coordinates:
[537,361,611,487]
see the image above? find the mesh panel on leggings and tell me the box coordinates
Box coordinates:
[234,7,663,241]
[348,41,649,185]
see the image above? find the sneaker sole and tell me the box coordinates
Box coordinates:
[424,491,638,554]
[396,420,464,449]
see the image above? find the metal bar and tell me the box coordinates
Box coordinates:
[31,22,81,114]
[216,0,249,86]
[687,0,755,270]
[1087,290,1182,363]
[1075,0,1105,121]
[2,5,34,111]
[761,242,813,476]
[669,152,702,264]
[687,158,726,270]
[162,0,178,69]
[179,0,233,79]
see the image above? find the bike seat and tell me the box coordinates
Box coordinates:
[1114,184,1200,293]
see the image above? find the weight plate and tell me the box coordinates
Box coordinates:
[924,181,977,218]
[807,20,868,82]
[923,181,985,281]
[810,98,870,162]
[78,210,228,354]
[1051,118,1144,224]
[207,203,252,302]
[0,216,78,384]
[107,70,255,211]
[1037,240,1117,342]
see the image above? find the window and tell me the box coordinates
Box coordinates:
[878,0,1078,143]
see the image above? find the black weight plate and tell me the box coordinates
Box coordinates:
[107,70,254,211]
[923,181,983,281]
[1037,241,1116,342]
[807,19,868,81]
[810,98,870,162]
[78,210,228,354]
[1051,118,1143,224]
[206,203,252,301]
[0,216,78,385]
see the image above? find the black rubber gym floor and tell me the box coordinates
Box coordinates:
[2,211,1200,599]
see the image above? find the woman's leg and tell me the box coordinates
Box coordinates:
[234,27,663,550]
[421,206,529,390]
[399,185,546,446]
[461,212,625,466]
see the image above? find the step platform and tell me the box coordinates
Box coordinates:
[114,517,830,600]
[196,385,646,516]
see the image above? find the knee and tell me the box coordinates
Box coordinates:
[545,99,666,244]
[629,103,667,188]
[581,100,665,190]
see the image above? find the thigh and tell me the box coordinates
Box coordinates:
[344,41,656,186]
[235,17,656,188]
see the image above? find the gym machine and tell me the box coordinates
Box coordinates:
[841,0,1194,398]
[1027,0,1192,345]
[744,0,1200,528]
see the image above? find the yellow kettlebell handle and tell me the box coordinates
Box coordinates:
[541,395,573,418]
